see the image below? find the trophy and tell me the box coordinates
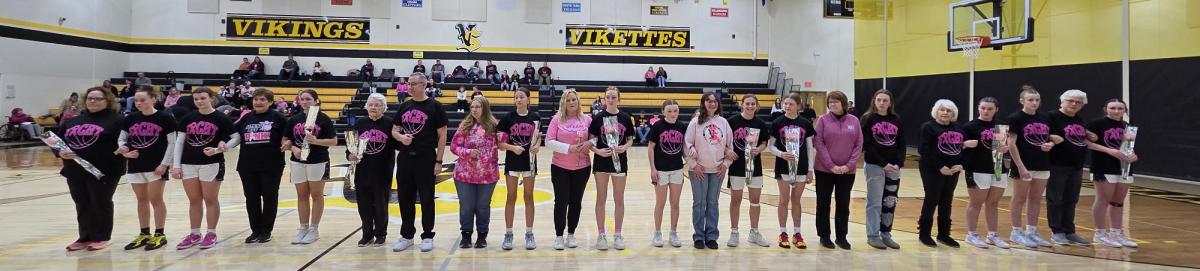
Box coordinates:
[344,130,368,182]
[744,128,760,178]
[1120,126,1138,181]
[42,131,105,179]
[992,125,1009,183]
[784,127,801,183]
[299,106,320,161]
[603,116,622,172]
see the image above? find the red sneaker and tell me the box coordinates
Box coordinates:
[778,233,791,248]
[792,233,807,249]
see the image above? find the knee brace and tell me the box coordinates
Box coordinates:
[1109,202,1124,208]
[749,203,761,207]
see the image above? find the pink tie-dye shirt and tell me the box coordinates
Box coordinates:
[450,124,505,184]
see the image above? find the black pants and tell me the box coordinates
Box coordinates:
[815,171,855,240]
[397,151,437,239]
[917,164,960,237]
[232,70,248,79]
[239,168,283,236]
[457,100,468,111]
[1046,165,1083,234]
[66,174,121,242]
[357,162,394,238]
[279,69,297,81]
[361,71,374,82]
[551,165,590,236]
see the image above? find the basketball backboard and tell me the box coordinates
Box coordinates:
[947,0,1033,51]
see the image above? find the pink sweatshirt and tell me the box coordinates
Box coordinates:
[814,112,863,174]
[450,124,505,184]
[546,114,592,170]
[685,115,734,173]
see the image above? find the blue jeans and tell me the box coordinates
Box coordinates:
[456,182,497,233]
[123,98,134,112]
[656,76,666,87]
[864,164,901,239]
[690,172,722,241]
[636,126,651,143]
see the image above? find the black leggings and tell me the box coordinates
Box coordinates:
[66,174,121,242]
[551,165,591,236]
[239,168,283,236]
[397,152,437,239]
[1046,165,1082,234]
[917,164,960,237]
[356,163,394,238]
[815,171,855,240]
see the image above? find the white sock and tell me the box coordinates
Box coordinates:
[750,228,758,232]
[967,231,977,236]
[730,228,739,234]
[526,227,533,233]
[207,229,216,234]
[310,224,318,230]
[780,228,788,234]
[793,227,802,234]
[300,224,309,230]
[1025,225,1037,233]
[506,228,513,234]
[987,231,997,236]
[191,228,200,235]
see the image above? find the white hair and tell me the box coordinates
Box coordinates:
[930,99,959,120]
[366,93,388,111]
[1060,89,1088,104]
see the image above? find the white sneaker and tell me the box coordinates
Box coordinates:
[748,229,769,247]
[554,236,565,250]
[525,232,537,250]
[965,232,989,249]
[1051,233,1070,245]
[1109,230,1138,248]
[986,233,1010,249]
[652,231,664,247]
[1026,231,1053,247]
[727,231,740,247]
[301,228,320,244]
[419,238,434,252]
[501,232,514,250]
[595,233,609,251]
[393,238,414,252]
[1010,229,1036,248]
[292,227,309,244]
[613,234,626,250]
[1094,231,1122,248]
[566,234,578,248]
[669,231,682,247]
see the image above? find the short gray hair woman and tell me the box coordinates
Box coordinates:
[367,93,389,111]
[930,99,959,121]
[916,98,968,247]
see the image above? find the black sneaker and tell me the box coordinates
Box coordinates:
[937,236,960,248]
[460,231,474,249]
[919,235,937,247]
[125,234,151,250]
[245,233,261,244]
[474,232,488,248]
[694,240,705,249]
[144,233,168,251]
[705,240,719,249]
[357,235,374,247]
[371,236,387,247]
[256,233,273,243]
[835,239,851,250]
[820,238,835,249]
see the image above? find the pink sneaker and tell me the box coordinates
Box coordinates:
[198,232,218,249]
[86,241,111,251]
[66,241,90,251]
[176,234,201,250]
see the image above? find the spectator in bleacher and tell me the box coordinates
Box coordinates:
[312,62,330,81]
[523,62,536,85]
[644,67,656,87]
[164,87,181,108]
[636,112,651,143]
[452,65,468,79]
[426,81,441,98]
[119,80,136,112]
[279,55,300,82]
[770,97,784,121]
[801,102,817,121]
[430,60,446,83]
[248,57,266,79]
[234,57,251,79]
[413,60,426,74]
[499,71,511,91]
[471,86,484,100]
[486,60,499,85]
[456,87,468,113]
[846,101,857,117]
[655,67,668,88]
[101,80,119,97]
[650,114,660,125]
[538,62,553,88]
[221,82,241,108]
[591,97,603,116]
[509,71,521,90]
[468,61,483,83]
[360,59,376,82]
[397,77,412,103]
[135,73,152,87]
[57,92,80,123]
[8,108,40,139]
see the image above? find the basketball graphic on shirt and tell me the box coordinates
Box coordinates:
[1064,124,1088,146]
[292,122,321,145]
[127,122,164,149]
[185,121,219,147]
[1103,127,1124,149]
[980,127,995,150]
[658,129,684,155]
[508,122,536,147]
[937,131,964,156]
[1023,123,1050,146]
[360,129,388,155]
[871,122,899,146]
[64,124,104,149]
[399,109,429,135]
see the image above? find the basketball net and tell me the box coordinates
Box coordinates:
[954,36,990,59]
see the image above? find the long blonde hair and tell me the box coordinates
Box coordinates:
[555,88,584,120]
[459,96,498,136]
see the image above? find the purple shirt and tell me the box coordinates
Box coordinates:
[814,112,863,174]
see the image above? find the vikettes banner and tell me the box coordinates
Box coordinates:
[564,24,691,52]
[225,14,370,43]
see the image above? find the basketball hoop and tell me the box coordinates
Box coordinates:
[954,36,991,58]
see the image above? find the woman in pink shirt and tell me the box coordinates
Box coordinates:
[396,77,410,102]
[644,67,656,87]
[544,88,593,250]
[684,92,735,250]
[812,90,863,250]
[449,96,504,249]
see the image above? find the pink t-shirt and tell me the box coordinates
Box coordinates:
[546,114,592,170]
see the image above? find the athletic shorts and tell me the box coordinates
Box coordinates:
[728,176,764,190]
[507,171,534,178]
[127,172,167,184]
[654,170,684,186]
[1010,170,1050,180]
[1094,173,1133,184]
[181,163,224,182]
[967,172,1008,189]
[290,161,329,183]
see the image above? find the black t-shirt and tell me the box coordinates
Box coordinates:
[861,113,906,167]
[413,65,426,74]
[523,67,536,78]
[1088,117,1127,175]
[394,98,449,153]
[352,115,398,170]
[497,111,541,172]
[589,110,636,171]
[770,115,816,174]
[285,111,335,164]
[1047,110,1089,168]
[918,120,966,169]
[648,119,688,172]
[963,119,1001,174]
[235,110,287,171]
[59,109,126,180]
[178,110,235,165]
[123,110,177,173]
[1006,110,1052,171]
[727,114,768,177]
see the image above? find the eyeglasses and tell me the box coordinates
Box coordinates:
[1064,99,1084,105]
[85,97,106,101]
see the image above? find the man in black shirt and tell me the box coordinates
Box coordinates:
[390,73,449,253]
[1045,90,1093,246]
[279,55,299,81]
